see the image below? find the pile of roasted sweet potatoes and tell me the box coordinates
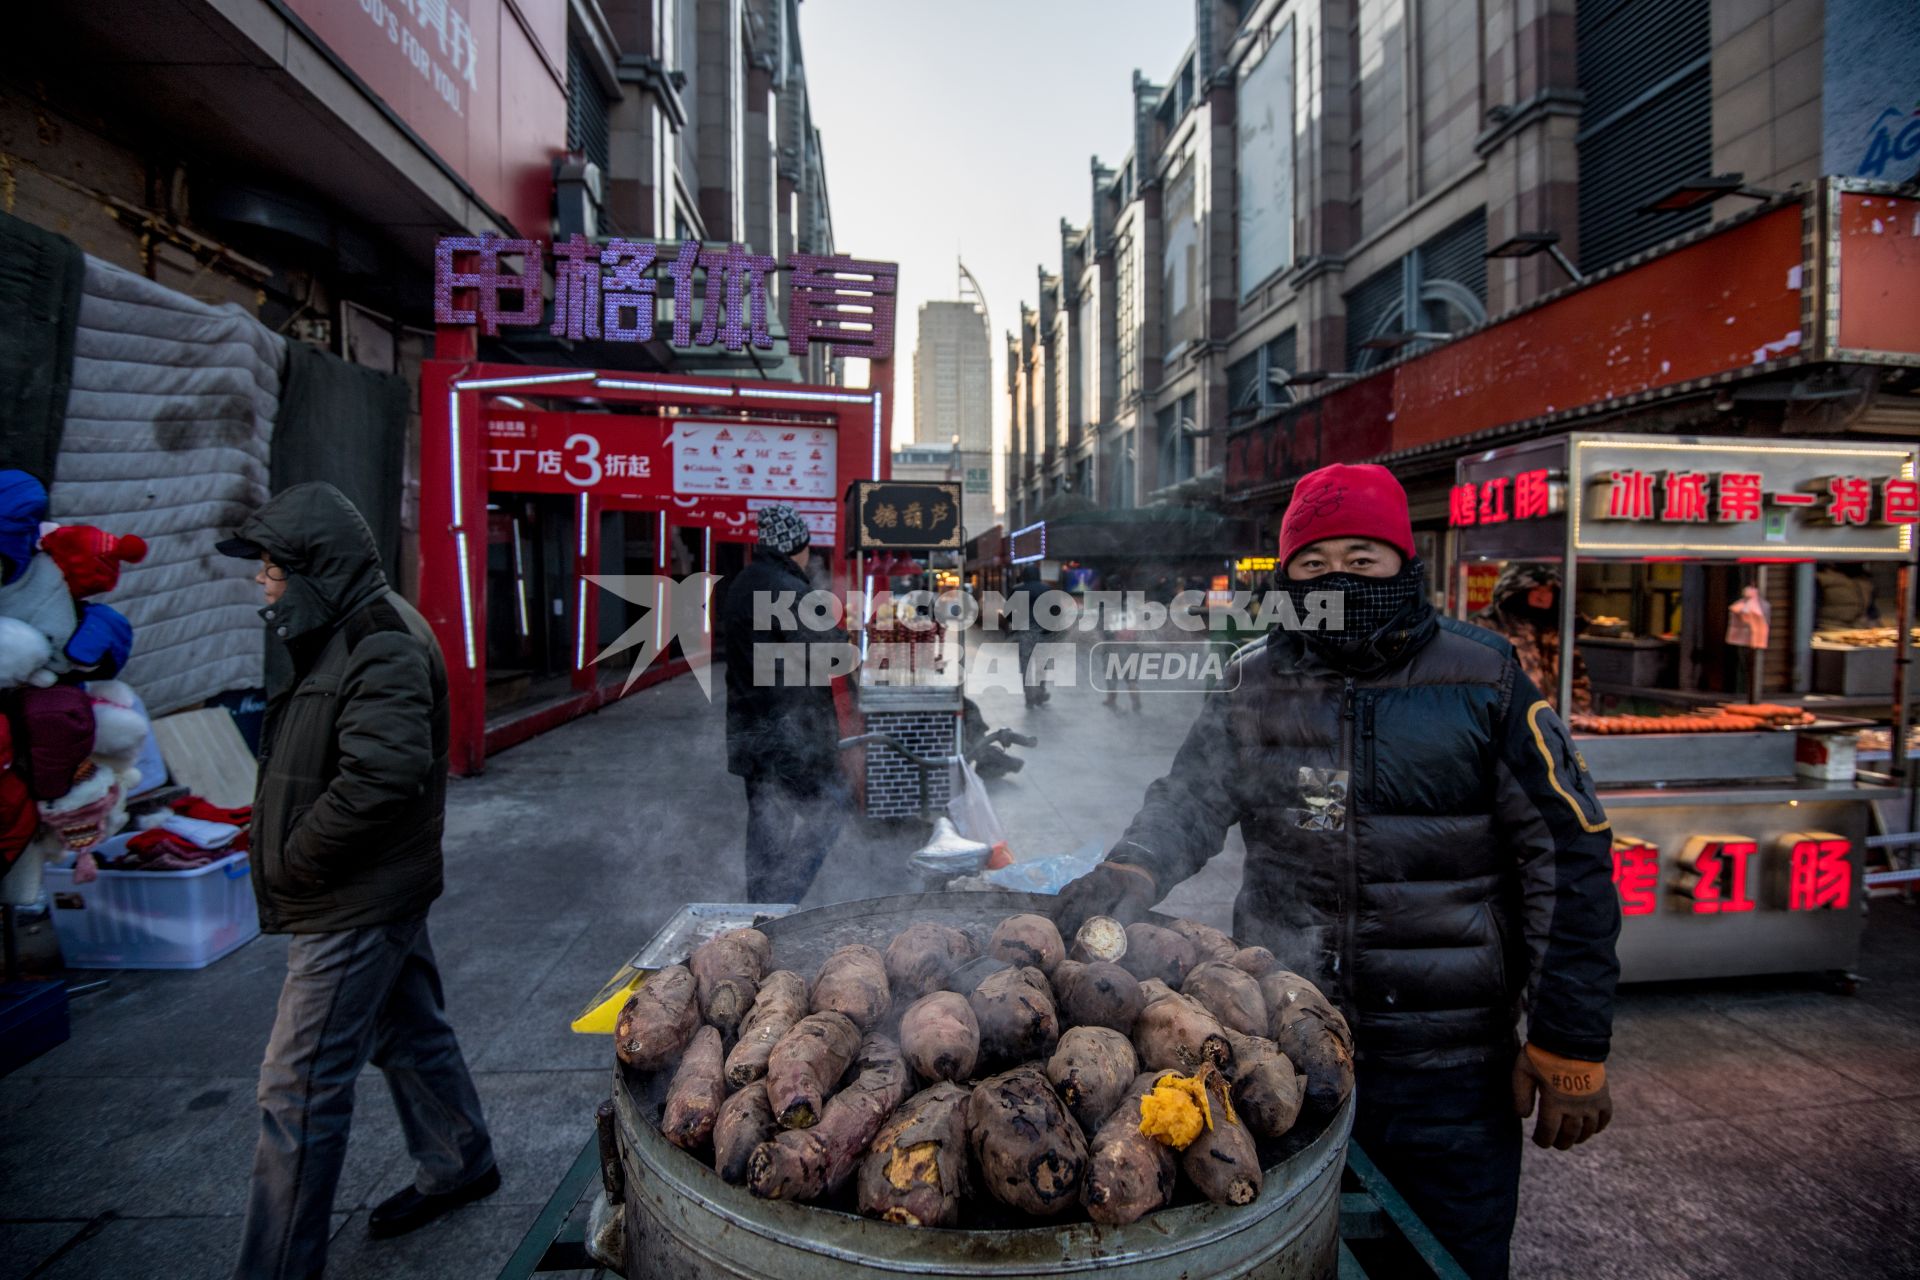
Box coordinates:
[614,911,1354,1228]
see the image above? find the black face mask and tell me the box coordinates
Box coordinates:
[1282,559,1432,672]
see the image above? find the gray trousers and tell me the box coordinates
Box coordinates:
[234,918,494,1280]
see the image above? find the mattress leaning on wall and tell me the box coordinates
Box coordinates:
[49,255,285,715]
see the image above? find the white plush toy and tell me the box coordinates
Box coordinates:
[0,616,53,688]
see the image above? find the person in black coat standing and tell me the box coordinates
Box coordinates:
[719,504,851,904]
[1056,464,1620,1280]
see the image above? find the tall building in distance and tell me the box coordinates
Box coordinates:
[912,267,994,535]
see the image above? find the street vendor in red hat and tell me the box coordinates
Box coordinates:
[1058,462,1620,1280]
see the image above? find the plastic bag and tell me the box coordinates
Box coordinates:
[948,757,1013,868]
[585,1187,626,1270]
[981,840,1106,894]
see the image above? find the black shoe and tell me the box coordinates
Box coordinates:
[368,1165,501,1239]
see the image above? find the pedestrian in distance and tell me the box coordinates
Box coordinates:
[1010,563,1051,707]
[719,503,852,905]
[221,483,497,1280]
[1056,462,1620,1280]
[1098,575,1143,711]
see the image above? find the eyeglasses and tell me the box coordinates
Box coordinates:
[262,563,290,581]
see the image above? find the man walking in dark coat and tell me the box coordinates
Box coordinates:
[1057,463,1620,1280]
[720,503,851,904]
[221,483,496,1279]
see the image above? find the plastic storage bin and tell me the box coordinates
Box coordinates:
[42,852,260,970]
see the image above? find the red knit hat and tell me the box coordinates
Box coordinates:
[1278,463,1415,569]
[39,525,148,598]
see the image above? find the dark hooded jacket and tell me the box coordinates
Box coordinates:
[1109,595,1620,1069]
[242,483,448,934]
[720,547,846,789]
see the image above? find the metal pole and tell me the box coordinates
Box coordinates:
[1893,559,1913,809]
[1559,499,1578,717]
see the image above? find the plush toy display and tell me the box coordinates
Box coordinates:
[0,469,155,894]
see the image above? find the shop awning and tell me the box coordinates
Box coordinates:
[1041,505,1252,561]
[1225,179,1920,506]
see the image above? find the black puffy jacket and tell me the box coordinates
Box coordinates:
[719,548,847,789]
[243,484,449,935]
[1110,612,1620,1068]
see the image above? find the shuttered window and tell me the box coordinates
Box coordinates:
[1418,210,1488,311]
[1575,0,1712,270]
[567,42,611,174]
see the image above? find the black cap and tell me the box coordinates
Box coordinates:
[215,535,265,559]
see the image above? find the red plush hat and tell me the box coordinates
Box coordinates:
[39,525,148,598]
[1278,463,1415,568]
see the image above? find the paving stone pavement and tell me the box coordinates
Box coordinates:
[2,652,1916,1278]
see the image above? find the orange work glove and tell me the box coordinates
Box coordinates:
[1054,861,1158,934]
[1512,1042,1612,1150]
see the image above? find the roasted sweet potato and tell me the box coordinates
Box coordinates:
[765,1011,863,1129]
[713,1080,777,1184]
[884,922,977,1002]
[1051,959,1146,1035]
[1220,1028,1306,1139]
[967,1066,1089,1217]
[1071,915,1129,964]
[724,970,808,1087]
[969,965,1060,1067]
[1120,923,1198,986]
[1169,918,1238,966]
[1137,978,1177,1005]
[1182,961,1269,1037]
[944,954,1012,996]
[1228,946,1278,978]
[898,991,981,1084]
[614,965,701,1072]
[1180,1069,1263,1206]
[811,944,891,1031]
[1133,988,1234,1074]
[1046,1025,1139,1132]
[857,1082,973,1227]
[661,1026,727,1152]
[1260,972,1355,1114]
[688,927,770,1037]
[987,913,1066,974]
[750,1034,911,1201]
[1081,1072,1179,1226]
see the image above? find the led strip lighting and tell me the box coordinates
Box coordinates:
[1570,439,1920,556]
[596,378,737,396]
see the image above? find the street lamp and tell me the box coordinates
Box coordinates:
[1637,172,1785,215]
[1486,230,1585,283]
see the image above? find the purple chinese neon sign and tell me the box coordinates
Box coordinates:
[434,234,898,359]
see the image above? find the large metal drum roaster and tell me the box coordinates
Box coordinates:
[615,893,1354,1280]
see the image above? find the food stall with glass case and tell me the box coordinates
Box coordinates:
[1450,431,1918,983]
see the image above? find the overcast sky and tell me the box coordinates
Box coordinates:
[801,0,1196,505]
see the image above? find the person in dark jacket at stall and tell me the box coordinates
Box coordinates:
[720,503,851,904]
[1473,562,1592,715]
[1056,463,1620,1280]
[221,483,496,1280]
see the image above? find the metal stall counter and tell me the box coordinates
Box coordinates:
[1450,431,1917,983]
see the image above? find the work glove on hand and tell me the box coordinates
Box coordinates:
[1512,1042,1613,1150]
[1054,860,1159,934]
